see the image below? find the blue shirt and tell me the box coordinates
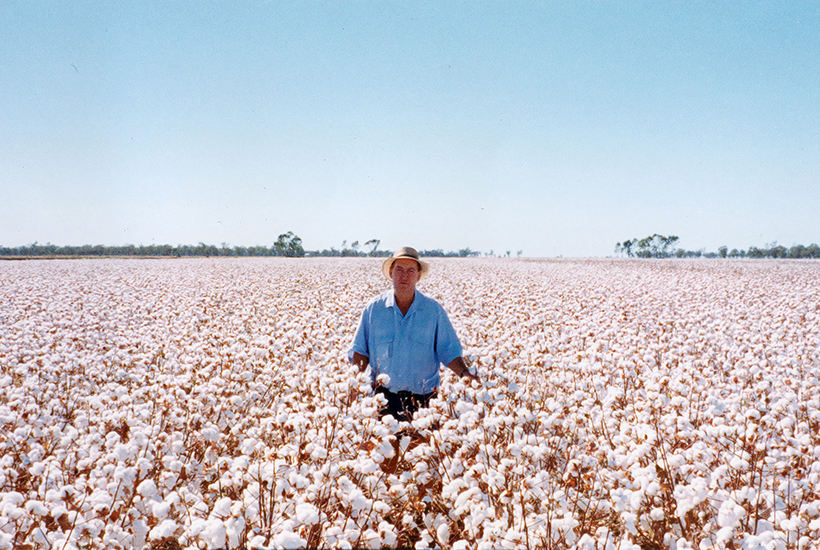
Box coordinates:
[348,289,463,394]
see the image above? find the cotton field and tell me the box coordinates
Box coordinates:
[1,258,819,550]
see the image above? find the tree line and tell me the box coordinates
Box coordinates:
[0,233,486,259]
[0,232,306,258]
[616,234,820,259]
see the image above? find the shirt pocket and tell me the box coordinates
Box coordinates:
[374,339,393,371]
[410,316,436,347]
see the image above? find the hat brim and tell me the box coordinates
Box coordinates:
[382,256,430,280]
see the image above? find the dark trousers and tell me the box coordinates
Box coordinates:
[375,387,437,422]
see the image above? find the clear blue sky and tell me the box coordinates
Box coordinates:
[2,1,818,257]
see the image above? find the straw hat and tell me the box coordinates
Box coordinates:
[382,246,430,280]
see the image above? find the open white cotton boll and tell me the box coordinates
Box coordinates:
[436,523,450,546]
[137,479,158,498]
[378,521,398,547]
[248,535,268,549]
[148,519,179,541]
[295,502,320,524]
[25,500,49,516]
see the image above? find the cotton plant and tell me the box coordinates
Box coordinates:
[0,258,819,549]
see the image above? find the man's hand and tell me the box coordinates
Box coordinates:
[447,356,479,383]
[352,352,369,373]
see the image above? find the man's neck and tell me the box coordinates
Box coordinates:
[394,290,415,316]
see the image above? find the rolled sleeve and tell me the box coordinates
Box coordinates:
[435,308,463,367]
[348,308,370,363]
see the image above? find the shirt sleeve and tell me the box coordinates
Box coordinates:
[348,306,370,363]
[434,305,463,367]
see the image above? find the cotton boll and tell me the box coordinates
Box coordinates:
[436,523,450,546]
[273,530,307,549]
[211,497,233,519]
[151,501,171,519]
[132,518,149,549]
[802,503,820,518]
[148,519,179,540]
[137,479,158,498]
[25,500,48,515]
[379,521,398,547]
[348,489,371,512]
[249,535,268,549]
[715,526,734,545]
[717,500,744,529]
[295,503,319,524]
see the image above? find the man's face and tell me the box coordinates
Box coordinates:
[391,258,420,295]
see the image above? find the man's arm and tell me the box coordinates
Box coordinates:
[447,356,479,382]
[352,352,369,372]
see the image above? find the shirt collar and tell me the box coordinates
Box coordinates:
[386,290,422,316]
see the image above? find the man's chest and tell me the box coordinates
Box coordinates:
[371,310,437,346]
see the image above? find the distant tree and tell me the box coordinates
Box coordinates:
[365,239,380,256]
[630,234,679,258]
[718,246,728,258]
[274,232,304,257]
[770,244,787,259]
[788,244,806,259]
[197,242,217,257]
[662,235,680,255]
[620,240,635,257]
[517,250,523,258]
[340,240,358,257]
[635,236,653,258]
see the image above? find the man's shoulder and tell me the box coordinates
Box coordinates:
[364,289,394,310]
[414,290,447,313]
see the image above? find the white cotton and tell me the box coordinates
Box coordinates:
[272,530,307,549]
[201,425,220,442]
[249,535,268,549]
[137,479,158,498]
[132,518,149,549]
[148,519,178,540]
[717,500,744,528]
[379,521,397,547]
[201,519,228,549]
[295,503,319,524]
[436,523,450,545]
[211,497,233,518]
[151,501,171,519]
[715,526,734,545]
[349,490,370,512]
[25,500,49,515]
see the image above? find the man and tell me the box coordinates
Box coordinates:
[349,246,479,421]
